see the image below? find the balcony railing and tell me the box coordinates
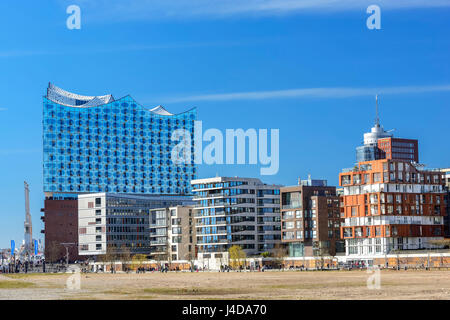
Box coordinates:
[282,204,301,210]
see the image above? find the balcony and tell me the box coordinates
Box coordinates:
[195,201,228,208]
[282,204,301,210]
[193,192,226,199]
[150,240,167,245]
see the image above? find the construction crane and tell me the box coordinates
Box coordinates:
[24,181,33,256]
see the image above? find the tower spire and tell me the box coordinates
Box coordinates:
[375,94,380,127]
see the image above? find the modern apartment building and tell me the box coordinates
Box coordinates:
[78,193,193,256]
[191,177,281,260]
[339,159,446,259]
[280,178,344,257]
[43,83,196,195]
[149,206,197,261]
[442,168,450,237]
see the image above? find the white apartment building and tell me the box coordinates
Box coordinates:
[149,206,197,262]
[78,193,193,256]
[191,177,281,262]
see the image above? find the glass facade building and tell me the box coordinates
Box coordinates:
[43,83,196,195]
[356,145,380,163]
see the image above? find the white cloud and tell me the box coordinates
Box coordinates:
[67,0,450,22]
[0,108,7,111]
[0,148,40,156]
[161,84,450,103]
[0,39,266,58]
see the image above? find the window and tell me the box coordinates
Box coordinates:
[375,227,381,236]
[95,197,101,207]
[373,173,381,183]
[283,231,295,240]
[341,175,351,185]
[282,192,302,209]
[283,221,294,229]
[282,211,295,219]
[172,227,182,234]
[364,174,370,184]
[343,228,353,237]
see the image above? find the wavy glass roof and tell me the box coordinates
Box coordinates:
[46,83,183,116]
[47,83,115,108]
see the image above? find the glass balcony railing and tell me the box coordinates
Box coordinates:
[282,204,301,210]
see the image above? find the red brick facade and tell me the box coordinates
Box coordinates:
[41,198,85,262]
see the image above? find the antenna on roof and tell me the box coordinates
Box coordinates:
[375,94,380,127]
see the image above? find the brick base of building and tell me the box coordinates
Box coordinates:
[282,253,450,269]
[86,252,450,272]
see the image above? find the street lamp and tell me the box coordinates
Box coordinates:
[61,242,77,265]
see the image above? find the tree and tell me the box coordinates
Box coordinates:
[260,251,270,258]
[97,245,116,272]
[228,245,246,269]
[118,245,132,271]
[187,252,195,272]
[428,239,450,249]
[272,243,288,269]
[131,254,147,271]
[313,241,332,270]
[45,241,61,264]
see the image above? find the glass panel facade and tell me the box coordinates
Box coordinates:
[288,242,304,257]
[356,145,379,162]
[43,95,196,194]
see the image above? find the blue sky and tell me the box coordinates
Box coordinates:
[0,0,449,248]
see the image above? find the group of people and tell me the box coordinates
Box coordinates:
[1,259,46,274]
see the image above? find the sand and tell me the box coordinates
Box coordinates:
[0,270,449,300]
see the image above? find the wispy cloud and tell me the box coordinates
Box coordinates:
[161,84,450,103]
[66,0,450,22]
[0,39,270,58]
[0,148,40,156]
[0,108,7,111]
